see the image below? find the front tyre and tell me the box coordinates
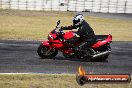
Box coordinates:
[37,44,58,59]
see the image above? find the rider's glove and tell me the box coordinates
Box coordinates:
[59,26,63,31]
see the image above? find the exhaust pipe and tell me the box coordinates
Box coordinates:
[92,51,111,58]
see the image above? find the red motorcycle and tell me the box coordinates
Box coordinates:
[37,20,112,61]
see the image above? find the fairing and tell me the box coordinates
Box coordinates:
[63,31,75,40]
[91,34,112,48]
[42,41,51,48]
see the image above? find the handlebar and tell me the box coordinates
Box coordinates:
[59,28,65,35]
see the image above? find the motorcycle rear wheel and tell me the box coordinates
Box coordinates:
[91,54,109,62]
[91,44,111,62]
[37,44,58,59]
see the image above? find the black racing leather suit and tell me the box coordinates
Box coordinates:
[62,20,96,50]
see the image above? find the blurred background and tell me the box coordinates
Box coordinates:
[0,0,132,13]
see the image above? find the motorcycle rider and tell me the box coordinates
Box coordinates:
[61,14,97,52]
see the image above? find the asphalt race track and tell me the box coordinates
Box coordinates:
[0,40,132,74]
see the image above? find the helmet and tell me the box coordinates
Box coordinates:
[73,14,84,26]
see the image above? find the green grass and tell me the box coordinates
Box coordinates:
[0,9,132,41]
[0,74,131,88]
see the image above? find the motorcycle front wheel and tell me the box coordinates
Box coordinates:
[37,44,58,59]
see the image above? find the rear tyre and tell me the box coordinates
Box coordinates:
[91,44,111,62]
[97,54,109,62]
[37,44,58,59]
[101,44,111,61]
[91,54,109,62]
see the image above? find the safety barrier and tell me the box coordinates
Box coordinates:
[0,0,132,13]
